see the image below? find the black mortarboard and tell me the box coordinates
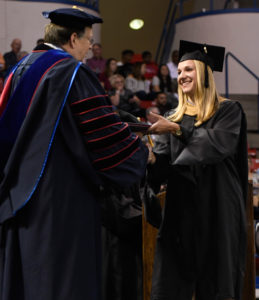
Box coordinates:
[42,8,103,29]
[179,40,225,87]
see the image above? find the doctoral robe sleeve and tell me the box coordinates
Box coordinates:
[174,101,245,165]
[68,65,148,187]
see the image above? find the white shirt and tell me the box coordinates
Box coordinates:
[167,61,178,79]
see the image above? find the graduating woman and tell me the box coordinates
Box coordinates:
[147,40,248,300]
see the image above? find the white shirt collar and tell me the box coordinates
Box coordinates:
[44,43,63,51]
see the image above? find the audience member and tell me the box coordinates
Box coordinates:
[117,49,134,78]
[99,57,118,91]
[224,0,239,9]
[152,64,178,108]
[17,51,29,61]
[146,106,160,124]
[0,78,3,95]
[109,74,143,117]
[143,106,167,152]
[87,43,106,75]
[0,52,5,72]
[142,50,158,81]
[3,38,22,77]
[153,92,173,116]
[36,38,44,46]
[152,64,173,93]
[0,52,5,94]
[167,49,179,80]
[125,62,150,96]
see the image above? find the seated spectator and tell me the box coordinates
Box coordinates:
[167,49,179,80]
[146,106,160,124]
[0,53,5,73]
[125,62,150,96]
[143,106,162,148]
[153,92,173,116]
[0,52,5,95]
[0,52,5,72]
[86,43,106,75]
[131,53,143,63]
[99,58,118,91]
[152,64,178,108]
[36,38,44,46]
[117,49,135,78]
[3,38,22,77]
[152,64,173,93]
[142,50,158,81]
[109,74,143,117]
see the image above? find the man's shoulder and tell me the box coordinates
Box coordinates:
[3,51,13,58]
[80,62,99,74]
[73,63,105,88]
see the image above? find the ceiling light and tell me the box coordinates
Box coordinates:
[129,19,144,30]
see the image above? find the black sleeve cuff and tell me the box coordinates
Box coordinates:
[174,125,194,144]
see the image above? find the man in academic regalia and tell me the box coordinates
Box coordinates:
[0,8,148,300]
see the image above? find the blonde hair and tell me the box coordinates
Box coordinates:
[44,23,86,47]
[168,60,224,126]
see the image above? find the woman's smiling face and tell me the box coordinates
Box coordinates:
[177,60,197,100]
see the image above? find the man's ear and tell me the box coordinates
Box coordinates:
[69,32,78,49]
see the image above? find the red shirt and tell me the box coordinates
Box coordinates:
[144,62,158,80]
[86,57,106,75]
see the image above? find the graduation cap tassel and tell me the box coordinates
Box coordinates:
[203,45,209,88]
[204,63,209,88]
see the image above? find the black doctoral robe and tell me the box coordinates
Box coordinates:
[148,100,248,300]
[0,46,148,300]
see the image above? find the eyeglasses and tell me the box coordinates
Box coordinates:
[115,80,124,84]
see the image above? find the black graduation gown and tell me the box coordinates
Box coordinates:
[148,100,248,300]
[0,48,148,300]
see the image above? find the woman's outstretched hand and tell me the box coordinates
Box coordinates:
[148,112,180,134]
